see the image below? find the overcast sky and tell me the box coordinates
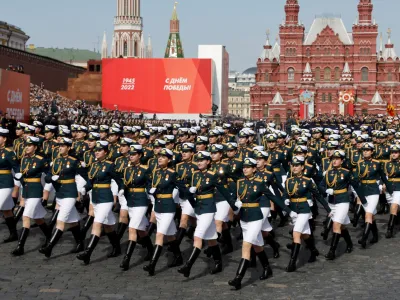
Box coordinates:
[1,0,398,72]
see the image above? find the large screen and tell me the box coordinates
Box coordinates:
[0,69,30,122]
[102,58,212,114]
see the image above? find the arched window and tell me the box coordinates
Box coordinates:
[388,71,393,81]
[324,67,331,82]
[134,40,138,57]
[315,67,321,81]
[263,105,269,118]
[335,48,339,55]
[335,67,340,81]
[328,93,332,102]
[288,68,295,81]
[306,48,311,57]
[322,93,326,102]
[124,0,128,15]
[265,73,269,82]
[123,41,128,57]
[361,67,369,81]
[345,48,350,56]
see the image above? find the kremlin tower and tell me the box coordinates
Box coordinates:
[164,2,184,58]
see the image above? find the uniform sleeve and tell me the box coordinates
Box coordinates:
[110,163,123,191]
[213,174,237,211]
[308,179,331,213]
[379,163,393,194]
[7,150,19,174]
[281,152,289,173]
[261,183,291,213]
[348,172,367,204]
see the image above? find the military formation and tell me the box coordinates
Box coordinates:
[1,114,400,290]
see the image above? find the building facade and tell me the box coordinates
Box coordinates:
[228,90,251,118]
[0,21,29,51]
[250,0,400,122]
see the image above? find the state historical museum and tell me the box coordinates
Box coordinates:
[250,0,400,122]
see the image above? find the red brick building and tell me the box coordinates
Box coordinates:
[250,0,400,123]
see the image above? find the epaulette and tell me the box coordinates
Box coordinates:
[105,160,113,164]
[234,158,242,162]
[167,168,175,173]
[221,161,228,165]
[207,170,216,175]
[176,162,184,167]
[276,149,283,153]
[5,147,12,152]
[222,158,229,162]
[238,178,244,183]
[68,156,77,161]
[35,155,43,160]
[140,165,148,170]
[254,178,263,183]
[340,167,349,172]
[302,177,311,181]
[372,159,380,163]
[305,163,313,168]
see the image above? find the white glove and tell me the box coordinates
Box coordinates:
[81,162,86,168]
[149,187,156,195]
[80,188,86,196]
[14,173,22,180]
[307,199,313,207]
[118,189,124,197]
[319,148,325,153]
[149,195,155,205]
[284,199,290,206]
[189,187,197,194]
[234,199,243,209]
[322,171,327,177]
[326,189,334,196]
[51,175,60,182]
[328,212,334,218]
[50,162,53,167]
[290,211,298,219]
[379,185,383,193]
[233,208,240,215]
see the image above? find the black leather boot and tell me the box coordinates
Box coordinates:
[141,235,154,261]
[80,215,94,240]
[13,206,24,223]
[321,218,333,241]
[341,229,353,253]
[265,234,280,258]
[76,234,100,265]
[228,258,249,290]
[70,224,84,253]
[4,216,18,243]
[277,207,288,227]
[221,228,233,255]
[186,226,195,240]
[168,240,183,268]
[147,222,157,238]
[116,222,128,241]
[257,250,273,280]
[325,233,340,260]
[48,210,59,233]
[386,214,396,238]
[175,227,186,246]
[352,204,363,227]
[210,245,222,274]
[358,222,372,248]
[286,242,301,272]
[308,219,316,232]
[39,229,63,258]
[11,227,29,256]
[250,247,257,268]
[370,221,379,244]
[120,240,136,271]
[143,245,163,276]
[106,231,121,258]
[39,222,52,250]
[178,247,201,277]
[304,236,319,263]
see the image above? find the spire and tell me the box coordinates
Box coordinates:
[284,0,300,26]
[101,31,108,59]
[140,33,145,58]
[379,32,383,53]
[358,0,373,25]
[147,34,153,58]
[382,28,398,61]
[259,30,273,61]
[111,35,116,58]
[301,63,314,83]
[165,1,184,58]
[340,62,353,83]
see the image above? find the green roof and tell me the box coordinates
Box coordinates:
[26,47,101,62]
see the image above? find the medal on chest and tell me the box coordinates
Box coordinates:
[67,161,70,168]
[102,165,106,172]
[33,162,36,169]
[138,170,141,177]
[1,153,4,160]
[253,185,257,192]
[276,154,278,159]
[206,177,210,184]
[165,174,169,181]
[302,181,306,188]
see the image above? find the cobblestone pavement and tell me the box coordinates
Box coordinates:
[0,209,399,300]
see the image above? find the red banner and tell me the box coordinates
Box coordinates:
[0,69,30,122]
[102,58,212,114]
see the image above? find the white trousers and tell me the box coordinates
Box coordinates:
[241,219,264,246]
[93,202,116,225]
[194,213,217,240]
[386,191,400,206]
[23,198,47,219]
[128,206,149,231]
[328,203,350,225]
[0,188,14,211]
[155,212,176,236]
[56,198,81,223]
[364,194,379,215]
[261,207,273,232]
[215,201,230,222]
[293,212,311,235]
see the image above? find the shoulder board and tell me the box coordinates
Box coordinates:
[238,178,244,183]
[5,147,13,152]
[35,155,43,160]
[222,158,229,162]
[305,163,313,167]
[167,168,175,173]
[105,160,113,164]
[68,156,77,161]
[221,161,228,165]
[340,168,349,172]
[254,178,263,183]
[207,170,216,175]
[234,158,242,162]
[193,170,200,174]
[140,165,148,170]
[372,159,380,163]
[176,162,184,167]
[309,147,316,151]
[246,147,253,151]
[276,149,283,153]
[322,157,329,162]
[302,177,311,181]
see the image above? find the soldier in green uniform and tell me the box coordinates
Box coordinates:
[283,156,331,272]
[236,130,253,160]
[76,141,123,265]
[99,125,109,141]
[195,136,208,152]
[119,144,153,271]
[354,142,392,249]
[12,136,51,256]
[222,123,236,143]
[39,137,84,257]
[265,133,288,187]
[164,135,181,167]
[228,157,289,290]
[138,130,154,165]
[177,151,237,278]
[0,128,20,243]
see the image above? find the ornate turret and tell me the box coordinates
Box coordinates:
[301,62,314,83]
[340,62,354,83]
[165,2,184,58]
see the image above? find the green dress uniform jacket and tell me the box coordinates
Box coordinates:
[237,146,253,160]
[85,159,122,204]
[222,134,236,143]
[71,140,89,178]
[176,160,198,199]
[19,154,48,199]
[0,146,19,188]
[140,146,154,165]
[187,170,236,215]
[255,169,284,208]
[383,160,400,192]
[15,141,26,162]
[349,150,363,172]
[107,142,121,162]
[151,167,187,213]
[114,155,130,180]
[123,164,150,207]
[354,159,393,197]
[236,176,289,222]
[282,175,331,214]
[222,157,243,193]
[374,143,390,163]
[267,149,288,181]
[45,155,78,199]
[13,137,24,154]
[210,161,232,203]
